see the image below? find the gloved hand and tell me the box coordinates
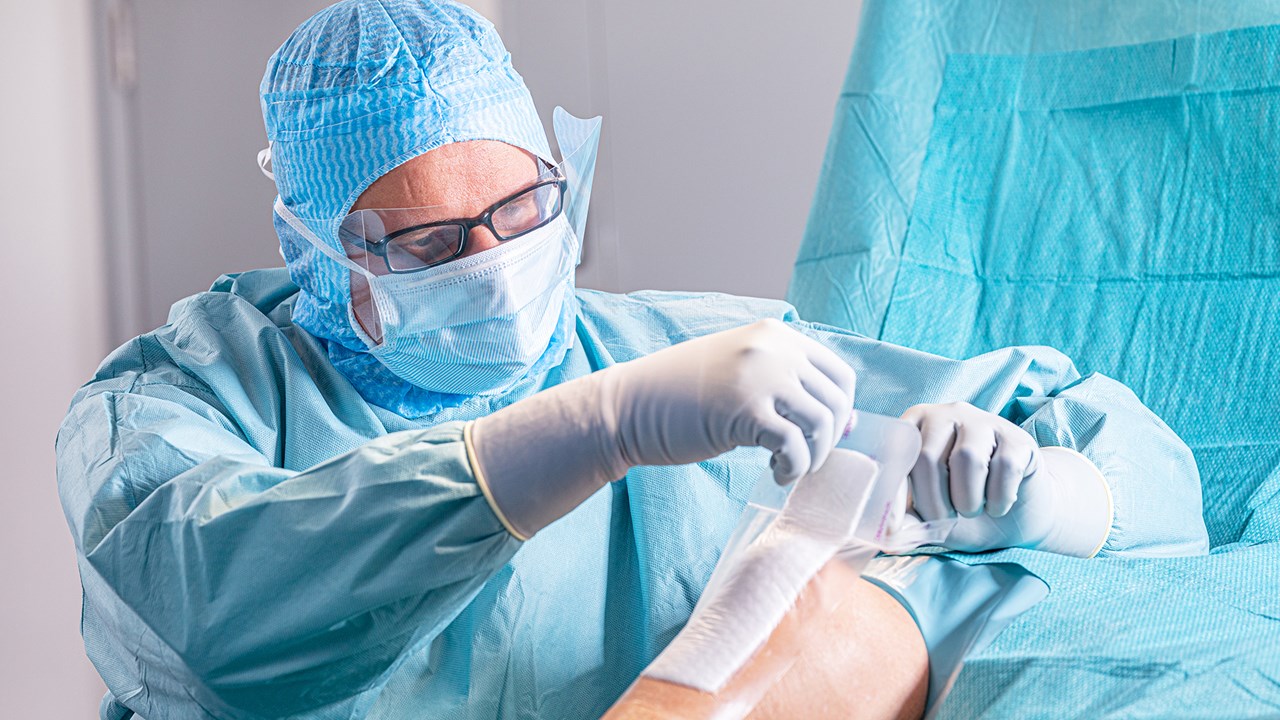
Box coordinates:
[601,319,858,482]
[901,401,1041,520]
[470,319,857,538]
[900,402,1112,557]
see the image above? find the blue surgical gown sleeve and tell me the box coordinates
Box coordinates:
[56,335,521,716]
[1010,374,1209,557]
[794,322,1210,558]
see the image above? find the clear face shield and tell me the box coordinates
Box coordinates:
[333,107,600,280]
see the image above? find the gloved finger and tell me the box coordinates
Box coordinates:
[986,431,1038,517]
[774,390,836,476]
[796,334,858,407]
[755,409,813,484]
[908,412,958,521]
[798,367,853,467]
[949,421,997,518]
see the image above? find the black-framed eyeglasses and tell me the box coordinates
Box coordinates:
[341,170,567,274]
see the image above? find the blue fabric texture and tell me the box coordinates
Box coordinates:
[863,556,1050,713]
[262,0,563,416]
[881,23,1280,551]
[790,0,1280,336]
[56,269,1201,719]
[791,4,1280,716]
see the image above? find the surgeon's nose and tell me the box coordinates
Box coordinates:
[460,226,503,259]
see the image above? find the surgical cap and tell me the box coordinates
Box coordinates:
[262,0,553,223]
[259,0,555,360]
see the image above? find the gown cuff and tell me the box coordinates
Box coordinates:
[465,421,530,542]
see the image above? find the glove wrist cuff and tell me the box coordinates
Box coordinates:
[1040,447,1113,558]
[468,374,630,539]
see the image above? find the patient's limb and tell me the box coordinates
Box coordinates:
[603,561,927,720]
[605,450,928,720]
[750,565,927,720]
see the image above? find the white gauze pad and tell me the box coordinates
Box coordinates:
[643,449,879,693]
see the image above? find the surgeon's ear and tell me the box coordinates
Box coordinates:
[349,271,383,344]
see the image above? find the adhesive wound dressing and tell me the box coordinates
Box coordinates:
[643,450,879,693]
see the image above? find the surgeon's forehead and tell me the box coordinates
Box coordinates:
[351,140,541,215]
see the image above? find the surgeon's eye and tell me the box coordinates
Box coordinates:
[491,181,562,239]
[384,224,465,271]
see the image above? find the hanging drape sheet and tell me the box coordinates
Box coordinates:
[790,3,1280,716]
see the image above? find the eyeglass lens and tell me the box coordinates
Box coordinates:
[383,181,563,272]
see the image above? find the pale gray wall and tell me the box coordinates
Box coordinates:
[504,1,863,298]
[0,0,113,714]
[102,0,336,341]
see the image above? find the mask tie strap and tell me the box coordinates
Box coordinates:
[273,197,377,280]
[257,143,276,181]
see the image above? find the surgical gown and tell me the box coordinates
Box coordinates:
[57,269,1204,719]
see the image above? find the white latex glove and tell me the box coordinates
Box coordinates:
[901,402,1113,557]
[938,447,1113,557]
[901,401,1041,520]
[469,319,857,539]
[602,319,858,483]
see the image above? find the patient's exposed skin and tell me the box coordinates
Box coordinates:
[604,561,928,720]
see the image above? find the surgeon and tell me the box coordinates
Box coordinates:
[55,1,1210,719]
